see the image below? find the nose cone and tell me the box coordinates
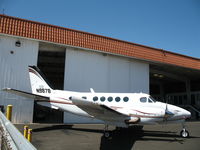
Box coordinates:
[172,105,191,119]
[184,110,191,119]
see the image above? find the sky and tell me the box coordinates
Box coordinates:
[0,0,200,58]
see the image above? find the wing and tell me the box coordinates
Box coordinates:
[70,96,131,124]
[2,88,49,101]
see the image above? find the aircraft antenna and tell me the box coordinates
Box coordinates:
[90,88,95,93]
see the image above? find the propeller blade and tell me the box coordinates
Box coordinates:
[163,103,174,122]
[165,110,174,116]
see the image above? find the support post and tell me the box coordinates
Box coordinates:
[6,105,12,121]
[27,129,32,142]
[24,126,29,139]
[186,80,191,105]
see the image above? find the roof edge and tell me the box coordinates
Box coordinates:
[1,14,199,62]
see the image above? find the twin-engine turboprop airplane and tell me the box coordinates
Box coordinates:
[3,66,191,138]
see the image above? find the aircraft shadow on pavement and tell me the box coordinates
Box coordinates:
[70,127,200,150]
[33,124,73,132]
[100,128,200,150]
[99,128,185,150]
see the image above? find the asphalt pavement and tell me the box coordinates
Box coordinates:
[15,121,200,150]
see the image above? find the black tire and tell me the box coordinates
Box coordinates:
[180,129,189,138]
[104,132,110,138]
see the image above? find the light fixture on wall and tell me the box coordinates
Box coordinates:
[153,73,164,78]
[15,40,21,47]
[153,73,158,77]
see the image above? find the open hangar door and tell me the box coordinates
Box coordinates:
[33,42,66,123]
[150,63,200,119]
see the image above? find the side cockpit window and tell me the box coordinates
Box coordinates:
[140,97,147,103]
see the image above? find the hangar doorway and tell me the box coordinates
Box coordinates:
[150,64,200,120]
[33,43,66,123]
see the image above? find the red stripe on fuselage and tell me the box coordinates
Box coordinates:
[131,109,157,115]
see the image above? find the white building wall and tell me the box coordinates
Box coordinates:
[0,35,38,123]
[63,47,149,123]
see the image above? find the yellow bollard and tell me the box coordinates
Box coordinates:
[24,125,29,139]
[27,129,32,142]
[6,105,12,121]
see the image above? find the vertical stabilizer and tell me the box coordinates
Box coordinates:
[28,66,53,95]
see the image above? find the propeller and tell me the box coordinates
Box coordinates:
[163,103,174,122]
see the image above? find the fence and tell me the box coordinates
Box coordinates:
[0,111,36,150]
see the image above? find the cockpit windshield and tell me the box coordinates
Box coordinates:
[148,96,156,103]
[140,96,156,103]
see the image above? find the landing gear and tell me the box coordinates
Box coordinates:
[180,129,189,138]
[180,123,189,138]
[104,132,110,138]
[104,125,110,138]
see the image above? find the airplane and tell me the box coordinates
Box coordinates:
[3,66,191,138]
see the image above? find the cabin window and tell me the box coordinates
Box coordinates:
[93,96,98,101]
[100,96,106,102]
[82,96,87,99]
[115,97,120,102]
[123,97,129,102]
[108,97,113,102]
[140,97,147,103]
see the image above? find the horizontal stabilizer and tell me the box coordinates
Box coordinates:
[2,88,50,101]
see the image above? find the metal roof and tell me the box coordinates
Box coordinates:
[0,14,200,70]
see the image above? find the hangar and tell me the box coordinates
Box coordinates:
[0,14,200,123]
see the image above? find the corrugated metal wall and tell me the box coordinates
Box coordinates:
[63,47,149,123]
[0,35,38,123]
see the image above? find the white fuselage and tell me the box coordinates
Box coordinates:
[37,90,191,127]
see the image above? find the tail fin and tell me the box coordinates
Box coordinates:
[28,66,53,95]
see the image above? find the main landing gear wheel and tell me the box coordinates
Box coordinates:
[104,132,110,138]
[180,129,189,138]
[104,125,110,138]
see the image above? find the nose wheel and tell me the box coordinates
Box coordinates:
[104,125,110,138]
[180,129,189,138]
[180,123,189,138]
